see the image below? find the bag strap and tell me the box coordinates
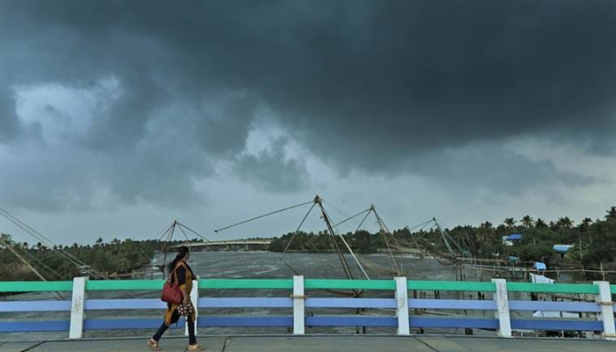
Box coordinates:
[169,261,187,284]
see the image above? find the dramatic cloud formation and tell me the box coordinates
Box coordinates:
[0,0,614,243]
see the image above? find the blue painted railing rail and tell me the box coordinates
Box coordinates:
[0,277,614,340]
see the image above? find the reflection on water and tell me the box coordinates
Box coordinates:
[1,251,509,341]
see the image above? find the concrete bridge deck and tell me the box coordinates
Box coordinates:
[2,335,614,352]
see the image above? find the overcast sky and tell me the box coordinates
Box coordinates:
[1,0,615,246]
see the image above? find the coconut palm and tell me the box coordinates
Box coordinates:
[549,221,557,230]
[477,222,494,247]
[580,217,593,245]
[556,217,574,230]
[521,215,534,228]
[579,218,592,231]
[503,218,516,229]
[606,206,616,220]
[535,218,547,228]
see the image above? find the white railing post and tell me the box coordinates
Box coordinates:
[492,278,512,338]
[593,281,615,340]
[292,275,305,335]
[395,277,410,335]
[69,277,87,339]
[186,278,200,337]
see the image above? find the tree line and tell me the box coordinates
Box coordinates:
[0,235,165,281]
[268,207,616,278]
[447,207,616,272]
[1,207,615,282]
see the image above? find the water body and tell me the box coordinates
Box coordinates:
[184,251,470,280]
[0,251,506,341]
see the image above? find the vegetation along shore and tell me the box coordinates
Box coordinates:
[1,206,615,283]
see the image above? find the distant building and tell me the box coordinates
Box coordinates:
[502,234,522,246]
[552,244,573,253]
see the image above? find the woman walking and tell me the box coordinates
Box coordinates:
[148,246,204,351]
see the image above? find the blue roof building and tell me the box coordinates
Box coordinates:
[553,244,573,253]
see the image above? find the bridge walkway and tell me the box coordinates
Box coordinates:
[2,335,615,352]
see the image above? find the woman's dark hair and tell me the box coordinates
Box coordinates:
[167,246,189,273]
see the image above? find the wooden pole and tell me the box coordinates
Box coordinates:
[1,239,65,300]
[579,234,583,260]
[3,243,48,282]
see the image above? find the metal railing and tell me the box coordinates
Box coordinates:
[0,278,614,340]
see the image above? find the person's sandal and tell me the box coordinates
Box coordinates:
[187,344,205,351]
[147,338,162,351]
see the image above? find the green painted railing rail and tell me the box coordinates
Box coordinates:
[0,279,609,295]
[304,279,395,290]
[199,279,293,289]
[0,281,73,292]
[86,280,165,291]
[407,280,496,292]
[507,282,599,294]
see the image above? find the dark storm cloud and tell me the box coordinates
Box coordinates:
[198,95,259,157]
[0,131,212,212]
[410,144,597,196]
[0,0,614,209]
[0,86,19,142]
[233,137,309,193]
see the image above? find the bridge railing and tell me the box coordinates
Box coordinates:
[0,278,614,340]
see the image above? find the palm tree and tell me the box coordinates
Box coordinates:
[579,218,592,231]
[580,217,593,244]
[555,216,579,260]
[477,222,494,247]
[521,215,534,228]
[550,221,561,231]
[503,218,516,229]
[535,219,547,228]
[606,206,616,220]
[556,217,574,230]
